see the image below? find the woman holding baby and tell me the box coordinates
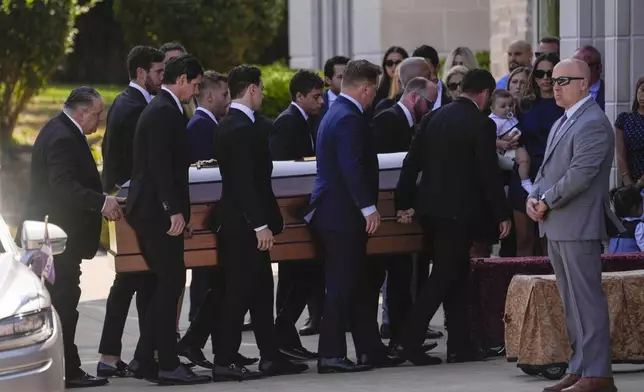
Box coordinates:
[505,53,564,256]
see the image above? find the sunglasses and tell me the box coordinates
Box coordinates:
[533,69,553,79]
[535,51,560,58]
[446,82,461,91]
[549,76,585,86]
[384,59,402,67]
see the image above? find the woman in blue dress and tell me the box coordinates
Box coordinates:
[615,76,644,186]
[507,53,564,256]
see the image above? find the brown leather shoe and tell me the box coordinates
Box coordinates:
[543,374,581,392]
[561,377,617,392]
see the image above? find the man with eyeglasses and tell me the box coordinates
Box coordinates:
[536,36,560,57]
[527,59,622,392]
[573,45,605,111]
[370,77,438,356]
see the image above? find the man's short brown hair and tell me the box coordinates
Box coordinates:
[201,70,227,91]
[342,60,382,88]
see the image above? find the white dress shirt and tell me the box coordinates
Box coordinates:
[196,107,218,124]
[62,110,107,212]
[397,101,414,127]
[229,102,266,231]
[161,86,184,114]
[128,81,152,104]
[433,81,444,110]
[564,94,593,121]
[230,102,256,123]
[327,90,338,107]
[338,93,376,217]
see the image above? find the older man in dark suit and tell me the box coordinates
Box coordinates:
[125,55,210,385]
[97,45,164,378]
[23,87,125,388]
[395,69,510,365]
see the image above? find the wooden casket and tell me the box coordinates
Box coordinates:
[108,152,423,272]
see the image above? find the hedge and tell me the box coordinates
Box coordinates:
[259,51,490,119]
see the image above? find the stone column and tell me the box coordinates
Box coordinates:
[489,0,534,79]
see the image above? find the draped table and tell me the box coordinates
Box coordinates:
[468,253,644,354]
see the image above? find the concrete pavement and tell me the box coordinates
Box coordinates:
[75,253,644,391]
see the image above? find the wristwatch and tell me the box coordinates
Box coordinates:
[540,194,550,210]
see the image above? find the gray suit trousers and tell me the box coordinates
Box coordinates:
[547,239,612,377]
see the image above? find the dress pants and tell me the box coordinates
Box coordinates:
[189,267,217,322]
[213,227,278,366]
[314,227,382,358]
[547,239,612,377]
[368,255,413,342]
[98,272,156,356]
[133,229,186,371]
[181,267,226,351]
[45,251,83,376]
[400,217,473,354]
[274,259,324,349]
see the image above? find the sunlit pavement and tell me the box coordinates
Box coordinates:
[75,252,644,391]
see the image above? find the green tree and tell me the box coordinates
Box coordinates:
[0,0,99,159]
[114,0,285,71]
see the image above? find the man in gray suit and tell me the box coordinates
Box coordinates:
[527,59,622,392]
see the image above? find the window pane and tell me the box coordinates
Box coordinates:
[538,0,560,38]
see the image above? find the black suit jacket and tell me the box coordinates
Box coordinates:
[214,108,283,234]
[126,90,191,231]
[372,104,414,153]
[23,113,105,258]
[396,97,509,227]
[269,104,314,160]
[186,108,217,162]
[101,85,148,193]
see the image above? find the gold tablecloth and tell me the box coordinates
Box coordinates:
[504,270,644,366]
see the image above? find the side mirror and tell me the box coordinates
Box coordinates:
[20,220,67,256]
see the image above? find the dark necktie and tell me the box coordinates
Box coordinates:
[551,113,568,140]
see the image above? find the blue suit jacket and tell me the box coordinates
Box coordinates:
[308,95,379,232]
[320,89,331,119]
[186,109,216,162]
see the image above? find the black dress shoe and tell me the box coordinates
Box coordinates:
[357,352,405,368]
[426,328,444,339]
[279,346,318,361]
[298,317,320,336]
[96,360,134,378]
[422,341,439,352]
[128,359,159,383]
[65,370,109,388]
[259,358,309,376]
[178,345,214,369]
[317,357,374,374]
[158,364,212,385]
[235,353,259,366]
[212,363,263,382]
[394,345,442,366]
[380,323,392,339]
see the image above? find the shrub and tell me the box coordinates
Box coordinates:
[258,62,296,119]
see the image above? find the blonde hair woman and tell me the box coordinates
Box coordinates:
[388,65,402,100]
[443,65,468,100]
[442,47,479,76]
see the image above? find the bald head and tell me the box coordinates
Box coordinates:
[398,57,432,88]
[399,77,437,122]
[552,59,591,109]
[507,40,533,71]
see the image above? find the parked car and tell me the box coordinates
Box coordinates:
[0,215,67,392]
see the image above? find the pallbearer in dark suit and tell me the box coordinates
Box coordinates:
[22,87,124,388]
[212,65,308,381]
[319,56,350,120]
[184,71,229,322]
[97,45,164,378]
[269,70,323,360]
[370,77,437,351]
[309,60,403,374]
[125,55,210,385]
[394,69,511,365]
